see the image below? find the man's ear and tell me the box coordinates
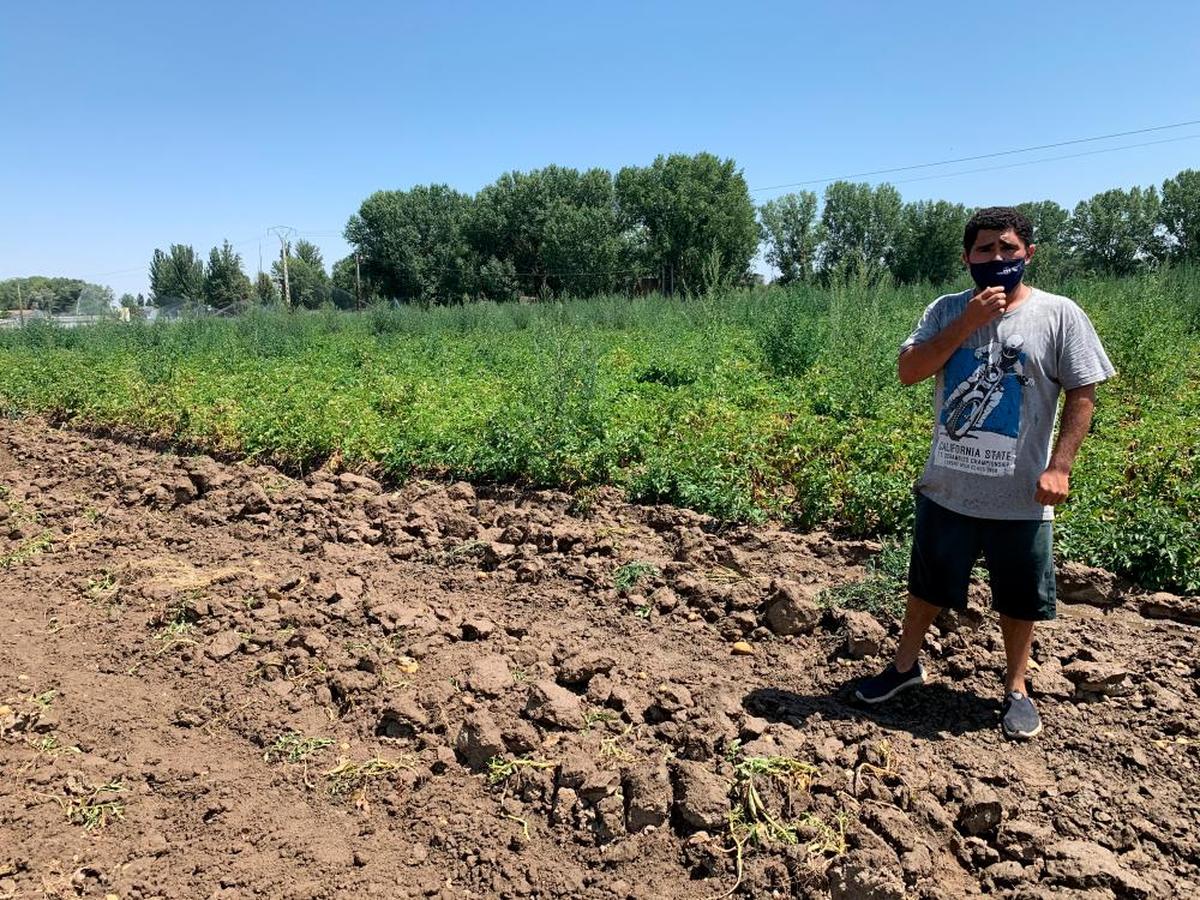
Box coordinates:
[1025,243,1036,262]
[961,250,970,267]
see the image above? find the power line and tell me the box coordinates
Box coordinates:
[750,117,1200,192]
[887,133,1200,187]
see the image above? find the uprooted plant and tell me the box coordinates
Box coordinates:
[716,754,849,898]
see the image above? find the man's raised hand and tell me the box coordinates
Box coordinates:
[963,286,1007,329]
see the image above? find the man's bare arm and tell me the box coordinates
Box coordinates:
[899,286,1008,386]
[1034,384,1097,506]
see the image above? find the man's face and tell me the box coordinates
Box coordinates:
[962,228,1036,266]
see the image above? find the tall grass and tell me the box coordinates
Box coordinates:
[2,267,1197,593]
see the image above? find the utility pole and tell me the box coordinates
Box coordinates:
[280,243,290,308]
[354,252,362,311]
[268,226,296,309]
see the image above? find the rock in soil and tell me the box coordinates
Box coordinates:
[844,609,887,659]
[763,579,822,635]
[671,761,730,832]
[523,680,585,729]
[957,781,1003,836]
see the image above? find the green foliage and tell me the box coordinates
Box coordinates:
[0,276,90,313]
[264,733,334,763]
[485,755,555,786]
[254,270,279,305]
[1160,168,1200,262]
[755,286,826,377]
[891,200,970,285]
[476,256,520,302]
[470,166,630,298]
[1,269,1198,594]
[616,152,758,294]
[150,243,205,303]
[1016,199,1071,247]
[203,240,252,309]
[1069,186,1166,276]
[345,185,475,305]
[819,538,910,619]
[818,181,903,277]
[612,561,660,592]
[330,255,379,309]
[759,191,819,284]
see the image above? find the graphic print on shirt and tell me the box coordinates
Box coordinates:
[934,335,1031,477]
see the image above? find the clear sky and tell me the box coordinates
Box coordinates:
[2,0,1198,297]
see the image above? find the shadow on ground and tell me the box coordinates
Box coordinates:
[743,681,1003,740]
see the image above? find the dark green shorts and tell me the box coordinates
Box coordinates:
[908,492,1057,622]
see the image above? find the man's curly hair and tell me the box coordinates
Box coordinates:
[963,207,1034,252]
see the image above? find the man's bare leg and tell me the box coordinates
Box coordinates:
[999,614,1035,694]
[894,594,943,672]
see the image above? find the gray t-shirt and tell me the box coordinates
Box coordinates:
[901,287,1115,521]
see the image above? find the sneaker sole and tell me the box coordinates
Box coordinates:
[1002,720,1044,740]
[854,673,925,705]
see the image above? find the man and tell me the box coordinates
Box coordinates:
[855,207,1115,740]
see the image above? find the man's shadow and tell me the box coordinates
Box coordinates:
[743,679,1002,741]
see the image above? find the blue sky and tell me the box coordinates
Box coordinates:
[2,0,1198,297]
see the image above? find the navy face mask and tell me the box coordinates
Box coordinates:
[969,258,1025,293]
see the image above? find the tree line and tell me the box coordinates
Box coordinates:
[346,159,1199,302]
[0,276,126,315]
[4,158,1197,313]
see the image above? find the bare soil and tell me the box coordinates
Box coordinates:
[1,417,1198,900]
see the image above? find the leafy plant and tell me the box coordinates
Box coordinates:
[264,733,334,764]
[819,537,910,619]
[612,561,660,592]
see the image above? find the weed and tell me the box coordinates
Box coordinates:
[704,564,748,585]
[598,724,638,762]
[264,733,334,764]
[31,690,57,709]
[502,813,532,840]
[444,539,487,563]
[582,709,618,731]
[61,780,126,830]
[153,616,196,656]
[324,756,413,799]
[567,485,603,518]
[85,571,118,601]
[485,755,556,787]
[0,530,53,569]
[819,538,909,619]
[715,753,847,898]
[27,735,81,757]
[853,740,899,797]
[723,738,743,763]
[613,561,660,592]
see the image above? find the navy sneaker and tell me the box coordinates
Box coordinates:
[854,662,926,704]
[1001,691,1043,740]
